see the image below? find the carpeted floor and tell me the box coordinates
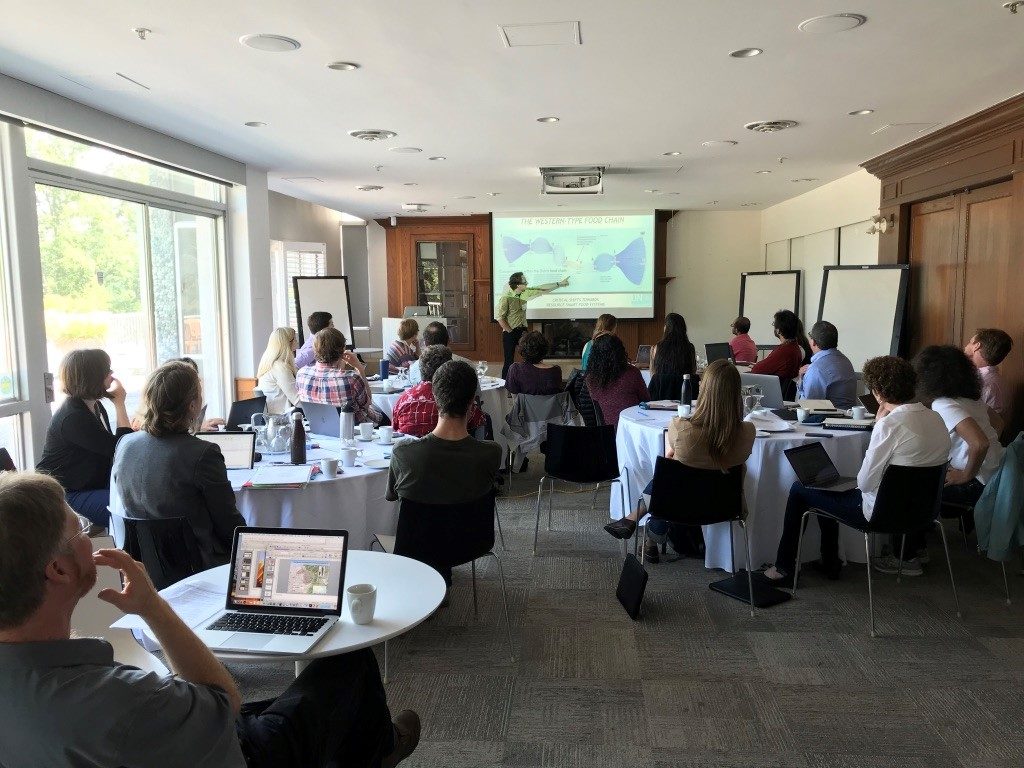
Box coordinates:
[228,455,1024,767]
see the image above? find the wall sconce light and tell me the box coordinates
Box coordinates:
[866,213,893,235]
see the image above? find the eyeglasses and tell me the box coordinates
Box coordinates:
[60,513,92,550]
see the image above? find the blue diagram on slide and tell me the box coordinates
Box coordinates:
[500,232,648,286]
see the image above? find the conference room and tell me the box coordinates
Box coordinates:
[1,3,1023,767]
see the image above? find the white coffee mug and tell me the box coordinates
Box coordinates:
[851,405,868,420]
[346,583,377,625]
[319,458,339,477]
[378,425,394,444]
[382,379,394,393]
[796,407,808,423]
[340,447,363,467]
[677,404,693,418]
[358,422,374,440]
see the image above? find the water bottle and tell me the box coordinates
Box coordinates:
[339,404,355,442]
[681,374,693,406]
[290,411,306,465]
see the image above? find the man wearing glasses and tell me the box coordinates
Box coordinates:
[496,271,569,379]
[0,471,419,768]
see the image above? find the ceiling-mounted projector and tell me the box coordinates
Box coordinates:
[540,166,604,195]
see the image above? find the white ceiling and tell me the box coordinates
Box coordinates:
[0,1,1021,217]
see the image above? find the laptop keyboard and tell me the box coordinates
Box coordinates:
[207,613,330,636]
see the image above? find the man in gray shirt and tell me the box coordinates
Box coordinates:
[0,471,420,768]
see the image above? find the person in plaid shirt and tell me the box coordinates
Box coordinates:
[296,327,387,426]
[392,346,485,437]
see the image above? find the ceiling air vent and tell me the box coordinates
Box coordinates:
[744,120,799,133]
[539,166,604,195]
[348,129,397,141]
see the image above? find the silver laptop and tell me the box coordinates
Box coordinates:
[739,372,784,408]
[301,400,340,437]
[196,431,257,470]
[784,442,857,492]
[195,527,348,654]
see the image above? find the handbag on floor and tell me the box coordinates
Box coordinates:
[616,553,648,620]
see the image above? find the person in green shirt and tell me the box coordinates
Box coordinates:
[496,271,569,379]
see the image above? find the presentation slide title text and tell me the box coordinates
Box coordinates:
[519,216,625,226]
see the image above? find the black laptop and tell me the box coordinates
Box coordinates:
[226,395,267,431]
[784,442,857,492]
[704,342,734,364]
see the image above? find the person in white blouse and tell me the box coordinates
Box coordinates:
[256,327,299,414]
[764,356,951,586]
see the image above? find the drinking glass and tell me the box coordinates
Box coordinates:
[752,385,764,412]
[477,360,488,377]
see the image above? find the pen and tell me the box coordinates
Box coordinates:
[805,432,833,439]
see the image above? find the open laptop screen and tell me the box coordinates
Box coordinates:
[196,431,256,470]
[228,529,348,614]
[704,343,734,364]
[785,443,841,487]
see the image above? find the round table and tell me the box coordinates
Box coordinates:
[611,406,873,571]
[227,435,400,550]
[148,551,446,664]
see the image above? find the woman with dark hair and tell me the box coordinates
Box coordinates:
[37,349,132,527]
[110,361,245,568]
[584,334,650,428]
[915,344,1004,509]
[581,313,617,370]
[506,331,563,396]
[750,309,804,380]
[650,313,697,378]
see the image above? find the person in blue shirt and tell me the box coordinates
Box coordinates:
[797,320,858,408]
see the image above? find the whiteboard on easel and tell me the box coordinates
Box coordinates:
[293,277,355,346]
[817,265,909,372]
[739,271,801,348]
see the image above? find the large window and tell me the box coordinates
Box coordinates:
[0,128,28,466]
[272,241,326,331]
[29,130,227,417]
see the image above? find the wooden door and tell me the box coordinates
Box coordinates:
[907,196,959,357]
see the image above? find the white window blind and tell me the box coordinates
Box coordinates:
[271,241,326,331]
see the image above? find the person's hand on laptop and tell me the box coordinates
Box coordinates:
[94,548,164,619]
[201,417,225,431]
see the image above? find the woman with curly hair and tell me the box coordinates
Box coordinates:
[763,355,950,586]
[584,334,650,428]
[505,331,563,396]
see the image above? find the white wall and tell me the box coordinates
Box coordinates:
[665,211,763,353]
[366,221,388,348]
[267,191,345,276]
[341,224,370,329]
[760,169,880,248]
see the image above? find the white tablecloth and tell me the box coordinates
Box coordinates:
[611,406,872,571]
[641,369,652,385]
[227,435,399,550]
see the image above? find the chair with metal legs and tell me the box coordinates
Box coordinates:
[940,500,1013,606]
[792,463,958,637]
[532,423,628,555]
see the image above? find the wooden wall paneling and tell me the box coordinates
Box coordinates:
[1004,170,1024,441]
[907,195,959,356]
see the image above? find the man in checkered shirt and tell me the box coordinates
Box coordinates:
[296,327,387,425]
[392,346,485,437]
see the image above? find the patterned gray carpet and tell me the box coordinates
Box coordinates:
[228,456,1024,767]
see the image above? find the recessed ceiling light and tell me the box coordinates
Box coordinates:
[701,140,738,148]
[797,13,867,33]
[327,61,360,71]
[741,202,760,207]
[644,189,660,194]
[244,121,267,128]
[666,192,680,195]
[790,178,819,182]
[745,120,799,133]
[487,192,501,196]
[755,169,772,174]
[348,129,397,141]
[455,195,476,200]
[536,116,560,123]
[356,184,383,191]
[402,182,418,186]
[239,33,301,52]
[706,200,719,205]
[729,47,763,57]
[663,151,682,157]
[428,156,447,161]
[388,147,423,153]
[848,109,875,116]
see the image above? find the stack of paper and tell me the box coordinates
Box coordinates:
[798,399,839,411]
[246,464,313,489]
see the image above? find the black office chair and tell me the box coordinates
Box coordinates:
[566,369,602,427]
[792,463,957,637]
[534,423,627,555]
[647,373,699,402]
[373,491,513,668]
[780,378,797,402]
[644,456,761,616]
[120,517,206,591]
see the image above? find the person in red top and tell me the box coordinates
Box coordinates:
[751,309,804,381]
[585,334,651,429]
[391,345,485,437]
[728,316,758,364]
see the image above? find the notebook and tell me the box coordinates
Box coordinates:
[784,442,857,492]
[194,527,348,655]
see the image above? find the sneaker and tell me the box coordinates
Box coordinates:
[873,554,923,576]
[382,710,421,768]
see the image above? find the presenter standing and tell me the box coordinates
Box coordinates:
[496,271,569,379]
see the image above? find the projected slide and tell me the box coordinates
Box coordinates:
[492,213,655,320]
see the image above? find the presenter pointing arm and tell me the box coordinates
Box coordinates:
[497,271,569,379]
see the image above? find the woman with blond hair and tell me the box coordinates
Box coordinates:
[581,313,617,370]
[604,359,755,562]
[385,318,420,374]
[257,327,299,414]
